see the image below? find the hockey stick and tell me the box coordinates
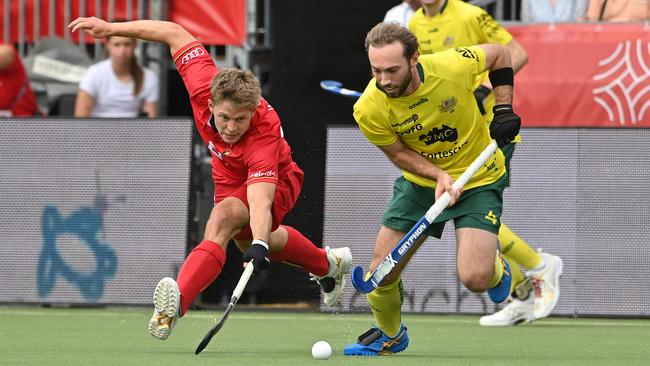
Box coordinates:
[320,80,362,98]
[351,140,499,294]
[195,261,255,355]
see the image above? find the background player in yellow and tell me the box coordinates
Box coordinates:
[344,22,521,356]
[409,0,563,326]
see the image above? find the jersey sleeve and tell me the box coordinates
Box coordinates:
[353,97,397,147]
[172,42,217,123]
[78,64,100,97]
[442,46,487,92]
[472,8,513,45]
[245,131,281,185]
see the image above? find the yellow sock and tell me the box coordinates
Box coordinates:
[488,252,524,294]
[367,278,403,338]
[499,223,542,270]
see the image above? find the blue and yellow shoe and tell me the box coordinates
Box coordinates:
[487,252,512,304]
[343,324,409,356]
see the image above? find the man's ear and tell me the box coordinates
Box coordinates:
[411,51,419,67]
[208,99,214,113]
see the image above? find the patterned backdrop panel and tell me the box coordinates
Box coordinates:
[0,119,192,305]
[323,127,650,317]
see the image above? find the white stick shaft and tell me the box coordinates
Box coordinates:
[424,140,499,223]
[232,262,255,300]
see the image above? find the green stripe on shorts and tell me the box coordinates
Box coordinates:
[381,174,508,239]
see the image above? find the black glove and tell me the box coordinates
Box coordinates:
[242,240,270,274]
[473,85,491,115]
[489,104,521,148]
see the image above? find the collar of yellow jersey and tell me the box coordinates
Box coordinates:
[440,0,448,14]
[417,63,425,83]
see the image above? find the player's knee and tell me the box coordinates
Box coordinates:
[459,270,492,292]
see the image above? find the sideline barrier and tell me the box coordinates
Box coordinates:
[0,118,192,305]
[324,126,650,317]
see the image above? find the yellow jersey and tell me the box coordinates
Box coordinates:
[408,0,512,55]
[408,0,513,121]
[353,46,505,190]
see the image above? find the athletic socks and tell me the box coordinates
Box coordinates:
[488,251,524,294]
[367,278,404,338]
[498,223,543,270]
[268,225,330,276]
[176,240,226,315]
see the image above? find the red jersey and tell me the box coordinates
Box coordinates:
[0,44,38,116]
[172,42,302,199]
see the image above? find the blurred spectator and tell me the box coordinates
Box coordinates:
[586,0,650,21]
[522,0,589,23]
[75,35,159,117]
[0,44,40,117]
[384,0,421,27]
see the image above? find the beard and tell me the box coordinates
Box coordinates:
[377,70,412,98]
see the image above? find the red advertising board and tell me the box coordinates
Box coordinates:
[509,23,650,127]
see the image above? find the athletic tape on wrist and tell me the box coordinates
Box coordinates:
[251,239,269,250]
[488,67,514,87]
[492,104,513,114]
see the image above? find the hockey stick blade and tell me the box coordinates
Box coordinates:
[194,302,234,354]
[320,80,362,98]
[351,266,376,293]
[195,261,255,355]
[351,140,499,294]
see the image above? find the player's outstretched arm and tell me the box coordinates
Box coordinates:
[0,44,15,70]
[379,139,460,206]
[68,17,196,56]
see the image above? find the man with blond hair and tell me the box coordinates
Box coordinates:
[69,16,352,340]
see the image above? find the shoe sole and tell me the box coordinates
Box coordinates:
[148,277,180,340]
[533,255,563,319]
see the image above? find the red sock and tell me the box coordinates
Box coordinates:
[269,225,329,276]
[176,240,226,315]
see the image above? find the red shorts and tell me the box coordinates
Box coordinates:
[214,167,304,241]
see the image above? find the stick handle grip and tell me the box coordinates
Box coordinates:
[231,261,255,302]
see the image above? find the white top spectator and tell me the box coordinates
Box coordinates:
[384,0,421,27]
[79,59,158,118]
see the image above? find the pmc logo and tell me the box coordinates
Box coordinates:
[181,47,205,64]
[419,124,458,145]
[593,39,650,125]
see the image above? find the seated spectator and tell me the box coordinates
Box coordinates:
[384,0,421,27]
[522,0,589,23]
[586,0,650,22]
[0,44,40,117]
[75,35,159,117]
